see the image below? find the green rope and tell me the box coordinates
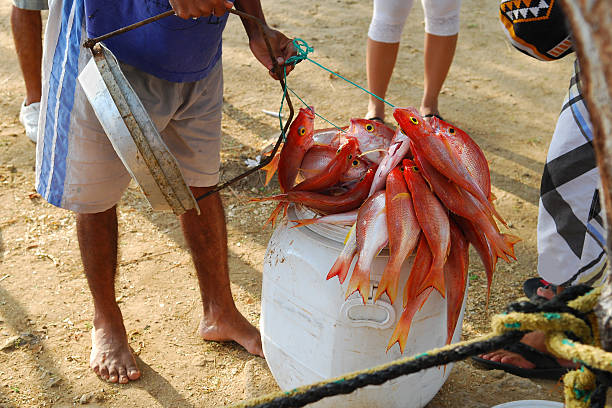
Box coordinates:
[286,38,395,108]
[286,86,347,133]
[277,38,394,140]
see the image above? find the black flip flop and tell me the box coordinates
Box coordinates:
[523,277,558,301]
[471,342,571,380]
[366,116,385,124]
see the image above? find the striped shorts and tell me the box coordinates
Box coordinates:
[35,0,224,214]
[537,59,606,287]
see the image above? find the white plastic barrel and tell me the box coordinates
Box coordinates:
[261,205,468,408]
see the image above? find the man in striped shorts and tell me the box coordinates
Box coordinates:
[36,0,295,384]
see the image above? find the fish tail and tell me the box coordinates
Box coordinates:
[418,262,446,298]
[502,234,521,260]
[374,261,401,304]
[345,262,370,304]
[387,288,433,353]
[263,202,287,228]
[261,151,281,186]
[326,251,356,284]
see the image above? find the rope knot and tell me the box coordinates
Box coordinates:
[286,38,313,66]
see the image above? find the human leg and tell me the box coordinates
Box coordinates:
[420,0,460,118]
[366,0,414,121]
[366,39,400,121]
[11,3,46,142]
[420,33,457,117]
[11,5,43,105]
[78,207,141,384]
[121,61,264,356]
[180,188,263,357]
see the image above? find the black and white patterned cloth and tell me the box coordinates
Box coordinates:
[537,59,607,287]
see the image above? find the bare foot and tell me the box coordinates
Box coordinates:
[90,318,141,384]
[479,331,575,369]
[198,309,264,357]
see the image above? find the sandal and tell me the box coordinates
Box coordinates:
[366,116,385,124]
[472,342,572,380]
[523,277,558,301]
[423,113,444,121]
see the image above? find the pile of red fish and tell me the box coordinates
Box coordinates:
[254,106,520,353]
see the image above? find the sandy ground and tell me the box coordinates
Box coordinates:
[0,0,581,407]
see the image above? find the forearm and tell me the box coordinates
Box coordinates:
[233,0,267,39]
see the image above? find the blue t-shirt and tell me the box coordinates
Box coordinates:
[84,1,229,83]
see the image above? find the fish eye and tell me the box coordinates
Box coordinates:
[400,166,404,172]
[448,128,455,134]
[352,160,359,166]
[410,117,419,125]
[298,127,306,136]
[365,123,375,132]
[348,154,353,159]
[412,166,419,172]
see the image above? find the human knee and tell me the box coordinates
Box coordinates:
[422,0,461,36]
[368,0,414,43]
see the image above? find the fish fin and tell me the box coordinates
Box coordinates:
[490,204,509,228]
[289,218,318,228]
[391,192,412,202]
[387,288,433,353]
[344,223,357,245]
[345,263,370,304]
[249,194,287,203]
[485,256,499,311]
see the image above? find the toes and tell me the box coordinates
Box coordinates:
[117,367,128,384]
[127,368,141,381]
[108,367,119,383]
[99,366,110,381]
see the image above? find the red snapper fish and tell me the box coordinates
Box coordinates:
[345,190,388,303]
[332,118,394,164]
[402,159,449,298]
[453,215,497,306]
[430,117,492,201]
[444,220,469,345]
[251,169,375,214]
[374,167,420,304]
[389,237,434,352]
[368,128,412,196]
[299,141,369,184]
[393,107,497,223]
[277,107,315,192]
[413,152,519,263]
[292,139,359,192]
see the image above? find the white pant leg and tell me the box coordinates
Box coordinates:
[421,0,461,36]
[368,0,414,43]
